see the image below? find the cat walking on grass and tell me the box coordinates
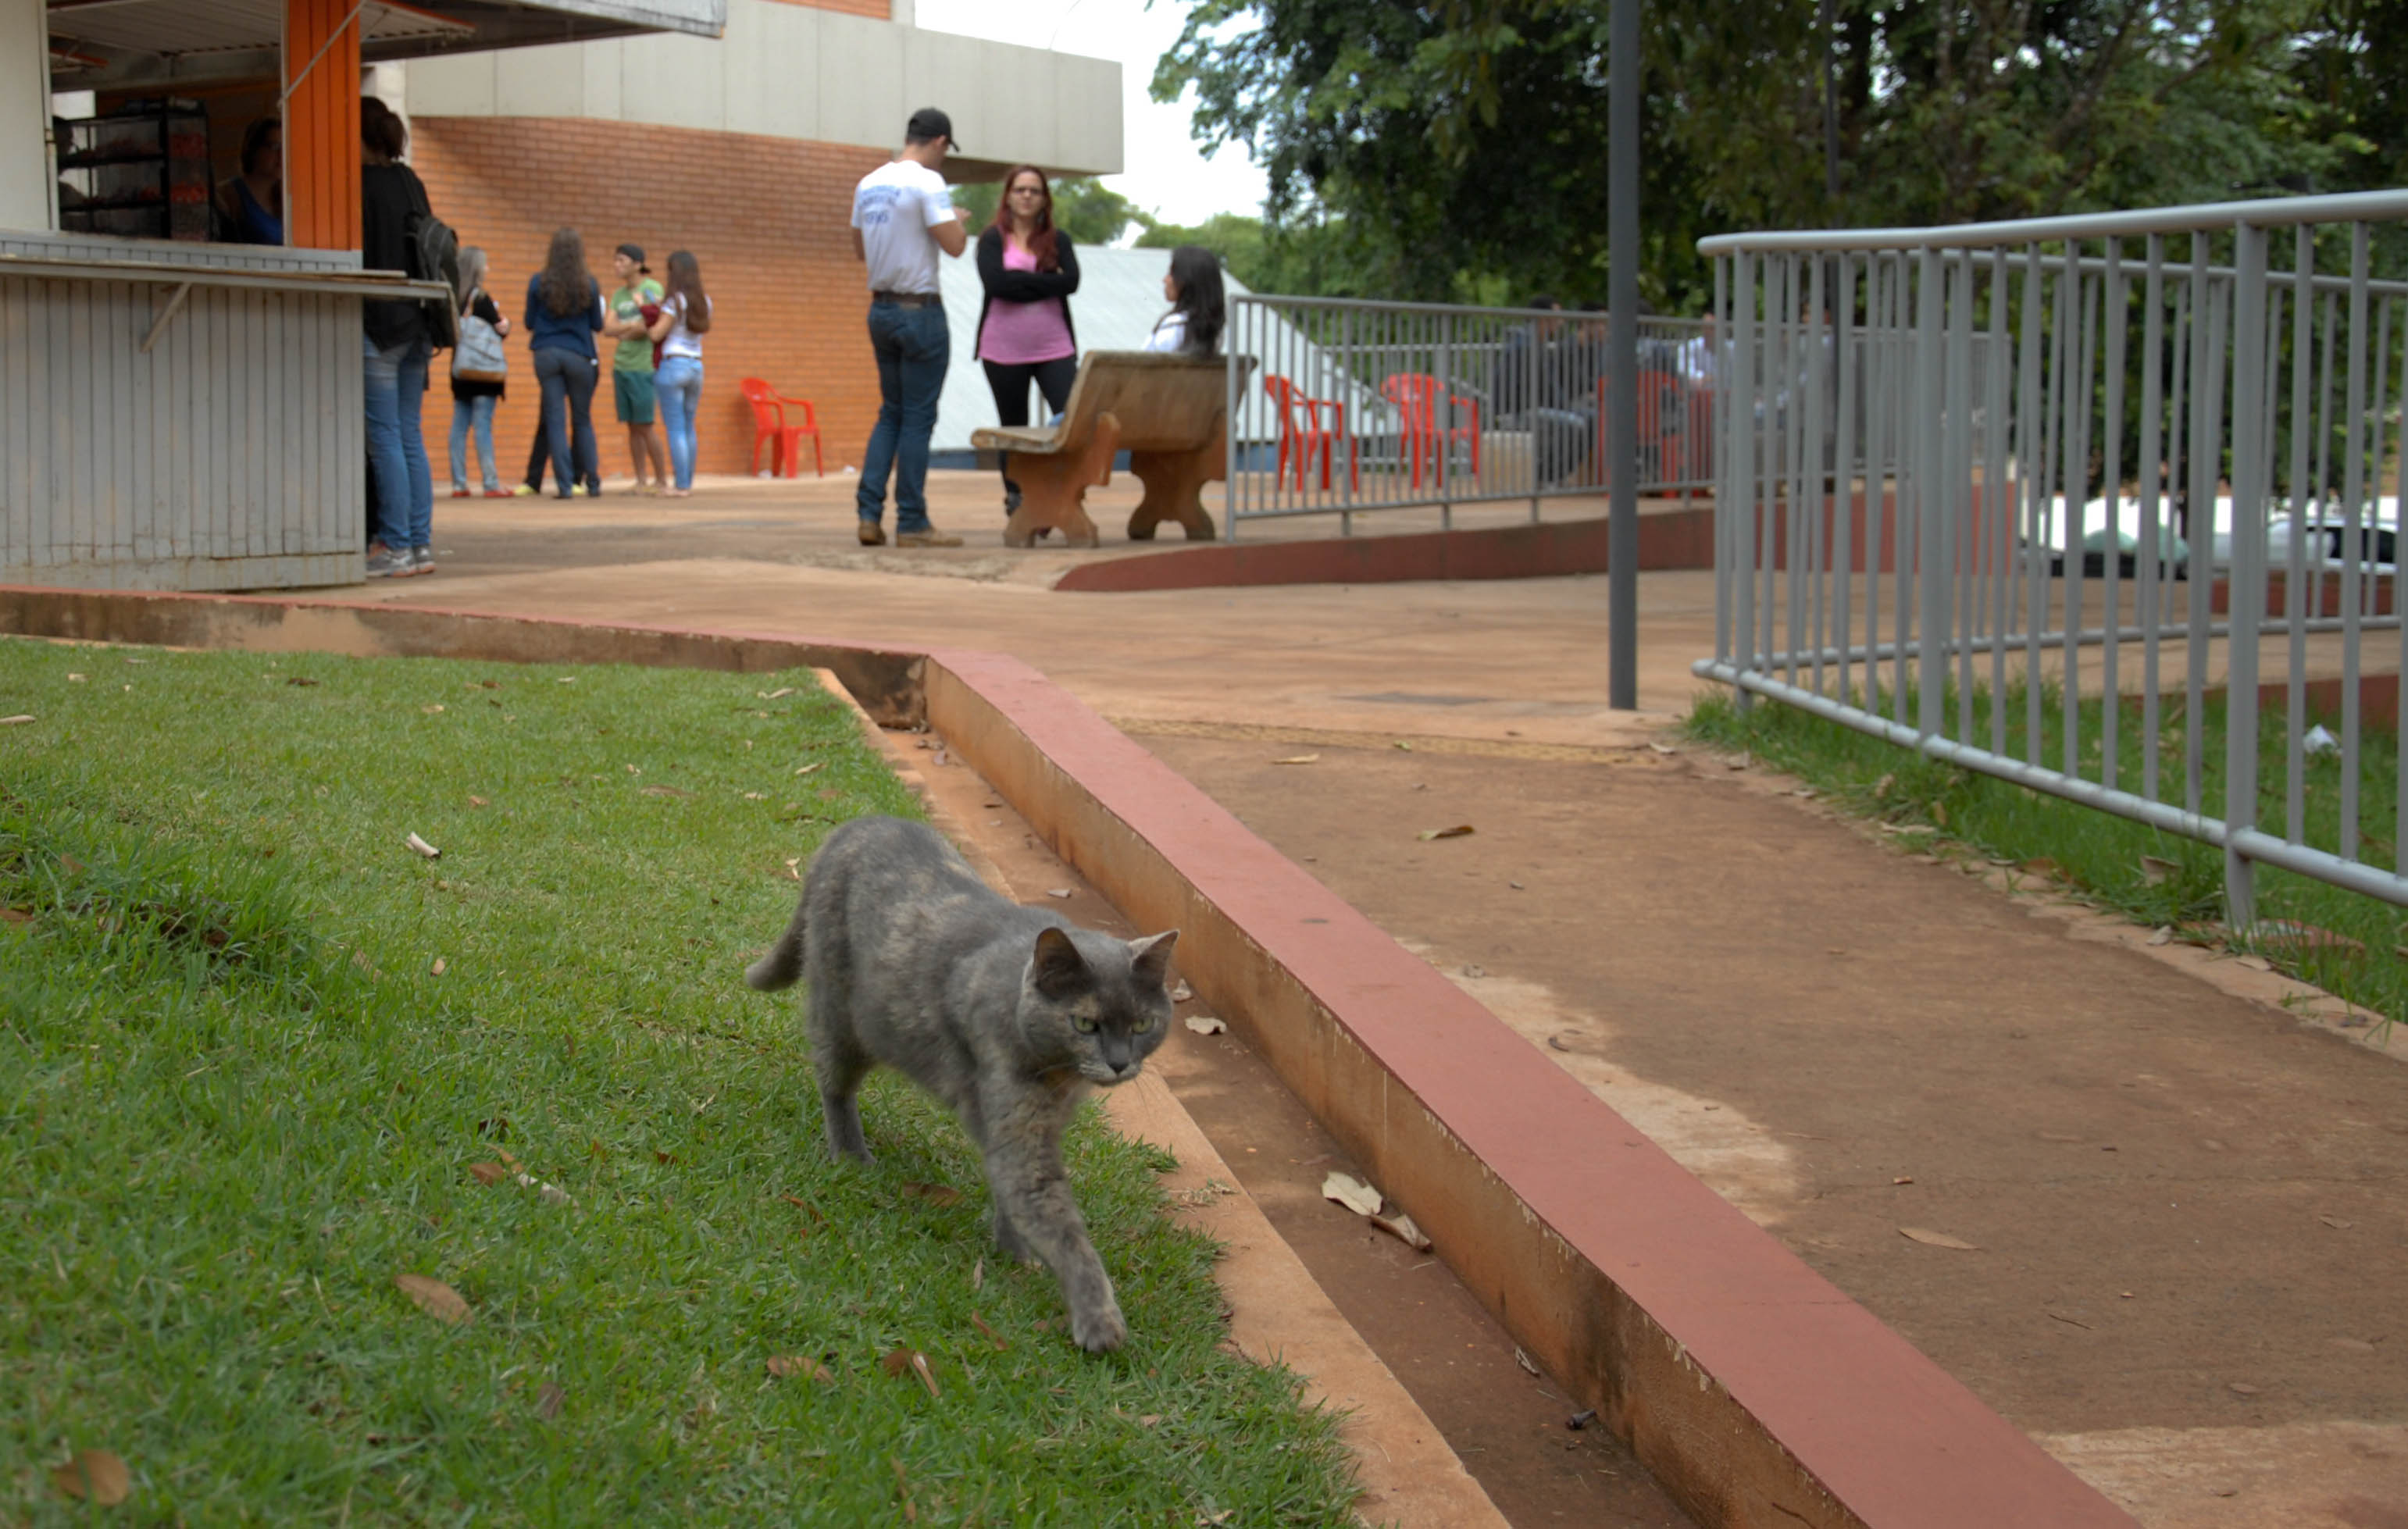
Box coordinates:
[746,814,1178,1353]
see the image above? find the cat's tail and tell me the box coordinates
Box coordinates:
[744,893,808,991]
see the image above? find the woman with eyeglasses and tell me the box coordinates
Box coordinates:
[973,165,1083,521]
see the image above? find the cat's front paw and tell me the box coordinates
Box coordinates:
[1071,1301,1128,1354]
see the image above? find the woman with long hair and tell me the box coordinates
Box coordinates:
[359,95,438,577]
[973,166,1082,519]
[644,250,712,496]
[447,247,512,498]
[1143,246,1225,357]
[524,226,606,498]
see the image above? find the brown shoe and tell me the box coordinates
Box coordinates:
[857,519,887,546]
[897,527,963,547]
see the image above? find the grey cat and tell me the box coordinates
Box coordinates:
[744,814,1178,1353]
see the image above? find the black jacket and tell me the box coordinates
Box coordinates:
[973,225,1081,360]
[362,162,430,350]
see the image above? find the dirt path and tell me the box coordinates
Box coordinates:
[1137,732,2408,1527]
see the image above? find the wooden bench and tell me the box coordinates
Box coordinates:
[970,351,1250,547]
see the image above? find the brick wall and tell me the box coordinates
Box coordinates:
[408,116,895,484]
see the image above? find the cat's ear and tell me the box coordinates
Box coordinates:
[1031,926,1091,997]
[1127,929,1179,991]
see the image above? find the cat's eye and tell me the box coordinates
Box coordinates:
[1131,1016,1155,1033]
[1073,1017,1099,1034]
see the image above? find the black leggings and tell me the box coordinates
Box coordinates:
[982,355,1079,498]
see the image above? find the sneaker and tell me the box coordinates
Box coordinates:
[569,483,590,498]
[897,527,963,548]
[482,487,510,498]
[363,542,411,579]
[511,483,538,497]
[857,519,887,547]
[408,546,435,575]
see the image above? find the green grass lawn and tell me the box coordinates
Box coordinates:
[0,639,1355,1526]
[1685,682,2408,1028]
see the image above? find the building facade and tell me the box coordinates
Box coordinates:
[398,0,1122,483]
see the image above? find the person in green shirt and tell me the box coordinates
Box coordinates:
[604,243,668,494]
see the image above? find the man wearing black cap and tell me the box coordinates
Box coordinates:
[849,106,972,547]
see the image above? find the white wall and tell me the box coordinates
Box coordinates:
[401,0,1122,176]
[0,0,54,229]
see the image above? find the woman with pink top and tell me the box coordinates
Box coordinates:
[973,166,1083,521]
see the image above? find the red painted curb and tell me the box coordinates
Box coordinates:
[1054,506,1715,592]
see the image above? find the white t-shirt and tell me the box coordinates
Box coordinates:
[662,293,710,360]
[1143,312,1189,353]
[851,158,954,297]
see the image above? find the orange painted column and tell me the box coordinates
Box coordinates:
[282,0,360,250]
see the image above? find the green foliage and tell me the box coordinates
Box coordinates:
[0,640,1357,1526]
[954,176,1144,248]
[1156,0,2403,308]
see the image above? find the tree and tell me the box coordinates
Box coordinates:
[1155,0,2382,308]
[951,176,1143,247]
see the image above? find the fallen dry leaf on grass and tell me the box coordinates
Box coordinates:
[2139,854,2181,885]
[766,1355,833,1383]
[638,785,693,799]
[51,1449,130,1505]
[1273,754,1320,765]
[1,715,35,726]
[2148,927,2175,946]
[971,1259,983,1292]
[1183,1015,1227,1035]
[901,1182,964,1208]
[0,907,31,924]
[783,859,802,881]
[1417,825,1475,841]
[421,704,445,715]
[1898,1227,1979,1251]
[430,957,447,976]
[535,1381,565,1420]
[285,676,319,687]
[762,686,797,700]
[1370,1211,1432,1251]
[881,1348,940,1399]
[2020,857,2063,880]
[468,1162,509,1185]
[794,762,823,776]
[467,796,489,807]
[405,832,441,860]
[1322,1171,1384,1218]
[969,1311,1008,1351]
[394,1274,471,1324]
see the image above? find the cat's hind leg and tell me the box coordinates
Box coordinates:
[803,928,876,1164]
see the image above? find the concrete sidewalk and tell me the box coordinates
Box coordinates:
[368,471,2408,1529]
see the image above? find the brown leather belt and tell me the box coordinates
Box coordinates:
[871,292,941,308]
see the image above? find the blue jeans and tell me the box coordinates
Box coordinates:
[449,394,499,492]
[363,334,433,551]
[533,348,600,496]
[656,355,703,490]
[858,300,949,533]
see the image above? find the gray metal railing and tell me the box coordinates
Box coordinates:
[1222,295,1714,536]
[1694,190,2408,922]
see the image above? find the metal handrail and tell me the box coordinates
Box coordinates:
[1698,188,2408,255]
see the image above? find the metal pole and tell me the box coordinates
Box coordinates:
[1608,0,1641,710]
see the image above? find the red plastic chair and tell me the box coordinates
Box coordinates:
[1588,369,1683,488]
[740,377,824,479]
[1265,373,1358,493]
[1380,373,1482,488]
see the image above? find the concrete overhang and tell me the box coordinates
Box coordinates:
[48,0,725,91]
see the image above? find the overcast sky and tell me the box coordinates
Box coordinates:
[914,0,1269,228]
